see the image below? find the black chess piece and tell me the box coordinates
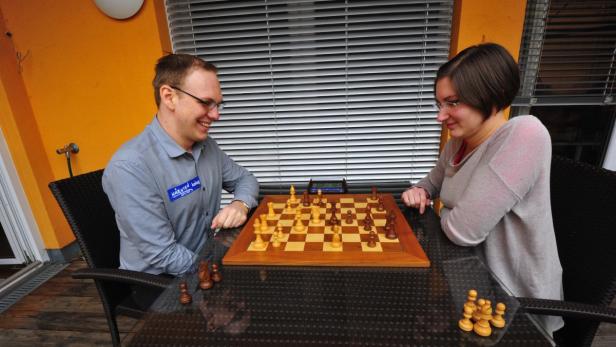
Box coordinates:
[179,281,192,304]
[367,230,377,247]
[211,263,222,283]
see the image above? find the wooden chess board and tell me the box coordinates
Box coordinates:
[223,193,430,267]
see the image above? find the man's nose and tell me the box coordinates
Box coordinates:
[208,108,221,121]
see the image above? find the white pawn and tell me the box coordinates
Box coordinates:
[271,233,281,248]
[311,206,320,224]
[294,215,305,232]
[259,214,269,232]
[267,202,275,217]
[490,303,506,328]
[331,225,342,248]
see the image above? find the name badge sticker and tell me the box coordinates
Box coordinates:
[167,176,201,202]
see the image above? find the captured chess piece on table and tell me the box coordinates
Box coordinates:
[211,263,223,283]
[179,280,192,304]
[458,289,507,337]
[198,260,213,290]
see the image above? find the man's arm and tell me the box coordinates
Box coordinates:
[103,161,197,275]
[211,149,259,229]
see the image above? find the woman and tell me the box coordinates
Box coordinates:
[402,43,563,335]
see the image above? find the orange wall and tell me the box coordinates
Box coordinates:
[440,0,527,149]
[0,0,169,249]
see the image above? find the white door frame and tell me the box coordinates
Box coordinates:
[0,128,49,264]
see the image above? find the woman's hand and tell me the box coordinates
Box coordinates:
[401,187,431,214]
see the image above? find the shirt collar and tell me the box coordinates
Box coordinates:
[148,115,207,159]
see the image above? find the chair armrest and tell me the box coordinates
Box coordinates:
[518,297,616,323]
[72,267,173,289]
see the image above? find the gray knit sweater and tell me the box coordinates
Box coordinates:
[416,115,564,335]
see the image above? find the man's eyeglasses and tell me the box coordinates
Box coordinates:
[170,86,225,112]
[435,100,460,111]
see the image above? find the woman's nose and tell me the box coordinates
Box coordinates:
[436,108,448,122]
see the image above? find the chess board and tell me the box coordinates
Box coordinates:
[223,193,430,267]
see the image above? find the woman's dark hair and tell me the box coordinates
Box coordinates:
[436,43,520,119]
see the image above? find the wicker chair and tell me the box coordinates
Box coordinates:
[49,169,172,347]
[517,155,616,346]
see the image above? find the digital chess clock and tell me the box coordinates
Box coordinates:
[307,179,348,194]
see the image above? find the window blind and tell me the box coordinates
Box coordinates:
[165,0,453,190]
[515,0,616,107]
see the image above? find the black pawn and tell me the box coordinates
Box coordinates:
[367,230,377,248]
[386,222,397,240]
[303,191,310,207]
[345,210,353,224]
[179,281,192,304]
[211,264,222,283]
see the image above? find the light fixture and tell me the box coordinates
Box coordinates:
[93,0,144,20]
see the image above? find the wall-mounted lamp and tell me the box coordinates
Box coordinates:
[56,143,79,178]
[93,0,144,20]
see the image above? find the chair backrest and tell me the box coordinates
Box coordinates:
[550,155,616,346]
[49,169,129,346]
[49,169,120,269]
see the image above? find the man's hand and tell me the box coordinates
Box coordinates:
[211,200,249,229]
[401,187,431,214]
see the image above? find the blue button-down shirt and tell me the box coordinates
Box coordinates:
[102,116,258,275]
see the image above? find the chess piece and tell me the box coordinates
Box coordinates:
[329,212,338,226]
[294,215,305,232]
[253,229,266,249]
[367,230,377,248]
[331,225,342,248]
[365,208,372,222]
[473,302,492,337]
[211,264,222,283]
[271,233,281,248]
[260,214,269,232]
[303,191,310,207]
[345,210,353,224]
[267,202,275,217]
[490,303,506,328]
[179,281,192,304]
[253,218,261,231]
[473,298,486,322]
[377,197,385,211]
[311,206,320,224]
[285,200,293,213]
[464,289,478,312]
[276,225,284,240]
[363,218,372,231]
[198,260,213,290]
[385,222,397,239]
[371,186,378,200]
[458,305,474,332]
[289,184,297,203]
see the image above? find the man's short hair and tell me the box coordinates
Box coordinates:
[153,53,218,106]
[435,43,520,119]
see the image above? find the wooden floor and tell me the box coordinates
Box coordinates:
[0,259,614,346]
[0,260,140,346]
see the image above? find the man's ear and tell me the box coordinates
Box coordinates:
[159,85,176,111]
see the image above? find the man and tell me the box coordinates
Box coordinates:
[103,54,258,276]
